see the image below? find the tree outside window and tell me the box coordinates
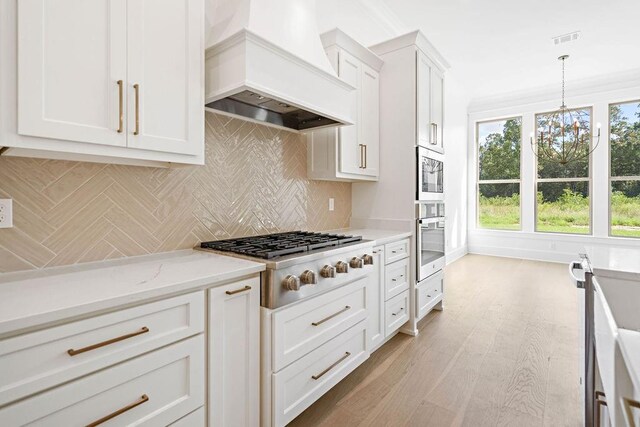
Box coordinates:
[610,101,640,238]
[477,117,521,230]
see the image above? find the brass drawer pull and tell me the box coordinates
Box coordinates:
[116,80,124,133]
[86,394,149,427]
[624,397,640,427]
[312,306,351,326]
[67,327,149,356]
[358,144,365,168]
[363,144,367,169]
[226,285,252,295]
[392,307,404,316]
[311,352,351,380]
[133,83,140,135]
[392,274,405,282]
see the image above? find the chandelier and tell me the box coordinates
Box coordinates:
[530,55,600,165]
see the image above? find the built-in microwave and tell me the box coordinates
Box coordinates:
[416,201,445,282]
[417,146,444,201]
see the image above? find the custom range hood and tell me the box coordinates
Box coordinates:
[204,0,354,132]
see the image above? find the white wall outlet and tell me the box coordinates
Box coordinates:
[0,199,13,228]
[328,198,335,211]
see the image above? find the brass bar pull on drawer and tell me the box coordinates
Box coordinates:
[226,285,251,295]
[595,391,607,427]
[116,80,123,133]
[86,394,149,427]
[624,397,640,427]
[311,352,351,380]
[311,306,351,326]
[133,83,140,135]
[67,326,149,356]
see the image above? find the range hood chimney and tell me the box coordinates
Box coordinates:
[204,0,355,132]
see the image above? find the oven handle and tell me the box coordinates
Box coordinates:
[418,217,445,224]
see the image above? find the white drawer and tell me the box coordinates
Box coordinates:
[384,238,410,264]
[0,291,204,407]
[385,290,409,337]
[272,277,368,372]
[272,321,368,427]
[416,270,444,320]
[0,335,205,426]
[384,257,409,301]
[170,406,205,426]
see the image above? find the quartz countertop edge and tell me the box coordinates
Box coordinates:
[336,228,413,246]
[618,329,640,392]
[0,250,265,337]
[584,245,640,281]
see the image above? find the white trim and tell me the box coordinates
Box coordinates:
[445,245,468,264]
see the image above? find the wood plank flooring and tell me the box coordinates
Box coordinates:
[288,254,582,427]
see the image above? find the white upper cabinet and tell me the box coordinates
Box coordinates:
[18,0,128,148]
[6,0,204,166]
[306,29,383,182]
[417,51,445,153]
[126,0,203,155]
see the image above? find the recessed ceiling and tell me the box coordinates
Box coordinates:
[380,0,640,100]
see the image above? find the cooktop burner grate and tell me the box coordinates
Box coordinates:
[200,231,362,259]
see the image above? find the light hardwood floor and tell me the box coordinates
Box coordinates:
[288,254,582,427]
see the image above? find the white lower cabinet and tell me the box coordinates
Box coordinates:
[385,290,410,337]
[416,270,444,320]
[272,322,368,426]
[367,245,385,351]
[209,277,260,427]
[0,335,205,426]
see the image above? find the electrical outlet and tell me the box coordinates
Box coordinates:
[328,198,335,211]
[0,199,13,228]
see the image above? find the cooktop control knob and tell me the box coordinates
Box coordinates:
[335,261,349,274]
[300,270,317,285]
[320,265,336,278]
[362,254,374,265]
[349,256,364,269]
[282,274,301,291]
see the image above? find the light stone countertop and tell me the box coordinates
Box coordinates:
[584,245,640,281]
[0,250,265,337]
[335,228,412,246]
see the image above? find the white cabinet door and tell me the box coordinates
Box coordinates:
[127,0,203,155]
[368,246,385,352]
[18,0,127,147]
[360,63,380,177]
[209,277,260,427]
[416,50,431,148]
[338,50,362,175]
[431,67,444,153]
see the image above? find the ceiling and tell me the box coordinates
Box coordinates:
[323,0,640,101]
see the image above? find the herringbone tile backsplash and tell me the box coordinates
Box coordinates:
[0,112,351,273]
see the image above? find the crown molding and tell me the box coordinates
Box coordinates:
[469,68,640,113]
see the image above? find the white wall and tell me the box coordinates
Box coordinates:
[316,0,470,262]
[467,73,640,263]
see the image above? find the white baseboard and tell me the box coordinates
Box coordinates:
[468,244,573,264]
[446,245,468,264]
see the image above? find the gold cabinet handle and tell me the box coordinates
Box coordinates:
[226,285,251,295]
[311,352,351,380]
[312,306,351,326]
[116,80,124,133]
[363,144,367,169]
[358,144,364,168]
[624,397,640,427]
[430,123,438,145]
[133,83,140,135]
[86,394,149,427]
[67,327,149,356]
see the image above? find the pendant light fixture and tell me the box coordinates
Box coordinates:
[530,55,601,165]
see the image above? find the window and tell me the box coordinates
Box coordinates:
[477,117,521,230]
[609,100,640,238]
[535,107,592,234]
